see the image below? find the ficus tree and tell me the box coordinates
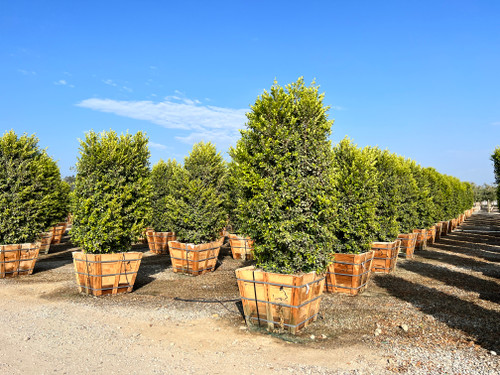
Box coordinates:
[331,138,379,253]
[230,78,336,274]
[150,158,185,231]
[162,142,227,244]
[71,130,152,254]
[0,130,69,244]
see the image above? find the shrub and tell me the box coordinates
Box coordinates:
[408,161,434,228]
[162,142,226,244]
[0,130,68,244]
[150,159,185,231]
[230,78,336,274]
[394,156,420,233]
[332,138,379,253]
[71,130,151,254]
[372,149,404,241]
[492,147,500,203]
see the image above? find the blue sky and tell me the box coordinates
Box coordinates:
[1,0,499,184]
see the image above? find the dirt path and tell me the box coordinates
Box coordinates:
[0,212,499,374]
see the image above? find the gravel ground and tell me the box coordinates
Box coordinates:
[0,211,499,374]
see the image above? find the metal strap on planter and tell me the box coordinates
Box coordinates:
[326,256,372,290]
[169,244,221,253]
[74,258,142,264]
[236,277,325,289]
[246,312,320,329]
[241,294,322,309]
[0,244,39,277]
[170,256,218,263]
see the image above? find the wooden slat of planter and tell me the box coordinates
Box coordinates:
[434,222,443,241]
[72,252,142,297]
[439,221,449,236]
[426,226,436,245]
[413,229,427,250]
[0,243,40,278]
[51,222,67,244]
[228,234,254,260]
[146,231,176,254]
[371,240,400,274]
[397,233,417,259]
[38,231,53,255]
[236,266,324,333]
[168,239,223,276]
[325,252,374,295]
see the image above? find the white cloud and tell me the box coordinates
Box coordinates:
[149,141,168,150]
[491,121,500,126]
[54,79,74,88]
[18,69,36,75]
[76,97,248,148]
[331,105,346,111]
[103,79,118,87]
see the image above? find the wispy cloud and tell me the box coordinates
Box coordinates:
[54,79,74,88]
[491,121,500,126]
[18,69,36,75]
[103,79,118,87]
[331,105,346,111]
[76,97,248,148]
[149,141,168,150]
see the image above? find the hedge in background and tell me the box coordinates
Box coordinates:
[230,78,336,274]
[162,142,226,244]
[150,159,185,231]
[71,130,151,254]
[332,138,379,253]
[0,130,68,244]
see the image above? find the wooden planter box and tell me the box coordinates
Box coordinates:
[434,222,443,241]
[228,234,254,260]
[397,233,417,259]
[38,231,53,255]
[72,252,142,296]
[439,221,449,236]
[449,219,457,232]
[413,229,427,250]
[371,240,400,273]
[168,238,224,276]
[51,222,67,244]
[0,242,40,278]
[235,266,325,334]
[146,230,176,254]
[426,226,436,245]
[325,251,374,295]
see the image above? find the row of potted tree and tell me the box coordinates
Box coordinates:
[0,78,474,334]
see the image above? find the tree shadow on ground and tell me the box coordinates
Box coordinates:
[398,261,500,304]
[35,237,75,273]
[374,275,500,352]
[433,236,500,263]
[416,249,500,280]
[134,249,172,291]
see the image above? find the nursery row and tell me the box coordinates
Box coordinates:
[1,78,475,334]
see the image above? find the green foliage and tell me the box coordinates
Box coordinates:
[150,159,185,231]
[71,130,151,254]
[332,138,379,253]
[0,130,68,244]
[492,147,500,203]
[162,142,227,244]
[408,161,434,228]
[393,156,420,233]
[372,149,404,241]
[230,78,336,274]
[471,183,496,202]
